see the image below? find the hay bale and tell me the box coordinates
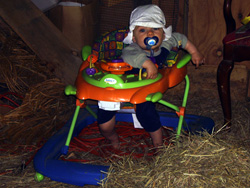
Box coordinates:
[100,133,250,187]
[0,78,75,144]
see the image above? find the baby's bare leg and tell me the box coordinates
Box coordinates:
[149,127,163,148]
[98,115,119,149]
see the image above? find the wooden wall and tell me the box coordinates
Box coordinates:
[188,0,250,68]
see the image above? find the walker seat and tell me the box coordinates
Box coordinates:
[33,29,215,187]
[63,28,192,151]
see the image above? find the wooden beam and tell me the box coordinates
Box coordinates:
[0,0,82,85]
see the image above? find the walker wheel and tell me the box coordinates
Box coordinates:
[35,172,44,182]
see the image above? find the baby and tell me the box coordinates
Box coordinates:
[97,4,205,149]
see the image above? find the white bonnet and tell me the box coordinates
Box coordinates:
[123,4,172,44]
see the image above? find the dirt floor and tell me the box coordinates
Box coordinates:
[0,18,250,187]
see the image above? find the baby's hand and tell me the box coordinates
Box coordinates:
[142,59,158,79]
[185,40,205,68]
[191,51,205,68]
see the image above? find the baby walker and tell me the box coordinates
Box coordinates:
[33,29,214,186]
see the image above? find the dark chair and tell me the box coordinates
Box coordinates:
[217,0,250,127]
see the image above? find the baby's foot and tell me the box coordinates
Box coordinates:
[101,138,120,149]
[109,138,120,149]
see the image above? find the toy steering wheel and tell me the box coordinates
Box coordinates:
[100,59,133,74]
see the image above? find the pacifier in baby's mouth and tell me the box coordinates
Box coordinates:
[144,36,159,57]
[144,36,159,49]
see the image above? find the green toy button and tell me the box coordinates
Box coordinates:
[65,85,77,96]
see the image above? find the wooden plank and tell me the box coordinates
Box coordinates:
[188,0,224,66]
[176,0,186,34]
[0,0,82,85]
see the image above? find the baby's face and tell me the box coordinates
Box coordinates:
[132,26,165,52]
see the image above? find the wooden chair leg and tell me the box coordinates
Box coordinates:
[217,59,234,127]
